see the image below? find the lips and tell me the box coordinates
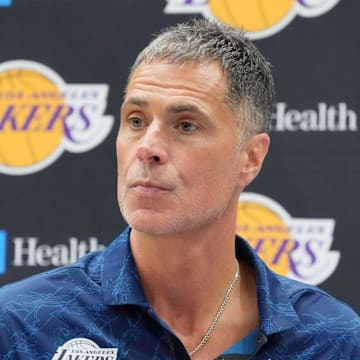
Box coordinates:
[131,180,172,192]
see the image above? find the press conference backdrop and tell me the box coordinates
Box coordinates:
[0,0,359,313]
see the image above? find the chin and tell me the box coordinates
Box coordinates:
[130,222,176,236]
[121,208,171,235]
[128,214,195,237]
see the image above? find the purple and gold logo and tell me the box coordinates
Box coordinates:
[165,0,340,39]
[237,193,339,285]
[0,60,113,175]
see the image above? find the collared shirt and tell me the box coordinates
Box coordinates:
[0,227,359,359]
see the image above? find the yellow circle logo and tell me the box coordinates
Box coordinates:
[0,69,64,167]
[237,193,340,284]
[0,60,113,176]
[209,0,294,33]
[165,0,341,39]
[237,197,294,275]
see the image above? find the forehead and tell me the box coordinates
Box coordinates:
[124,60,228,108]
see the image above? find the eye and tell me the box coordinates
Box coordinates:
[178,121,198,133]
[129,117,145,129]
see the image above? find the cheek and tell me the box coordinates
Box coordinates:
[184,152,237,191]
[206,154,241,192]
[116,138,130,173]
[116,146,131,195]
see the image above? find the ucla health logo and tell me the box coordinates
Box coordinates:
[237,193,340,285]
[0,230,7,275]
[0,231,104,277]
[0,0,11,7]
[165,0,340,39]
[0,60,113,175]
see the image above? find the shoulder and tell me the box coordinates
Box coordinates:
[279,274,359,321]
[0,249,104,316]
[236,234,360,357]
[0,248,112,357]
[276,275,360,357]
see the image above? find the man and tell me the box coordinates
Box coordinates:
[0,19,359,360]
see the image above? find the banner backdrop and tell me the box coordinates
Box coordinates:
[0,0,359,313]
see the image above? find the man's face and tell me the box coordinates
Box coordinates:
[117,60,248,236]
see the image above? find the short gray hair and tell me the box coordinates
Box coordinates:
[128,18,274,140]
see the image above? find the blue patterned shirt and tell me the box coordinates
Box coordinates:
[0,227,359,359]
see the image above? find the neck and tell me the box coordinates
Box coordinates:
[127,191,260,357]
[130,222,238,322]
[131,225,258,359]
[129,216,259,357]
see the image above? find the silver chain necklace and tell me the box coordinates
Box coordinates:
[189,261,240,357]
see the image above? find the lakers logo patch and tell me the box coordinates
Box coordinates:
[52,338,118,360]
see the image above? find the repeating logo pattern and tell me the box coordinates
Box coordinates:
[164,0,340,39]
[0,60,113,175]
[237,193,340,285]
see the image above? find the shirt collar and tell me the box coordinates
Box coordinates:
[102,227,148,307]
[102,227,299,334]
[235,236,300,335]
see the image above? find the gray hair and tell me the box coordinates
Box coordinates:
[128,18,274,141]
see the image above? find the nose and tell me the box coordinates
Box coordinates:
[136,121,168,165]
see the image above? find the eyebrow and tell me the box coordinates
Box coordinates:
[122,96,205,116]
[122,96,149,108]
[167,103,203,114]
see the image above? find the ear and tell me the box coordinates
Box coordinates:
[238,133,270,188]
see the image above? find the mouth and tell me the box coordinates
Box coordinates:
[130,180,172,193]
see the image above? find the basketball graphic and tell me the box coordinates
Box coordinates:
[0,69,64,168]
[60,338,99,350]
[237,193,340,284]
[237,198,294,275]
[52,338,118,360]
[164,0,341,39]
[208,0,294,32]
[0,60,113,176]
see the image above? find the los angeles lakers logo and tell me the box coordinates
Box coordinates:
[237,193,340,285]
[52,338,118,360]
[165,0,340,39]
[0,60,113,175]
